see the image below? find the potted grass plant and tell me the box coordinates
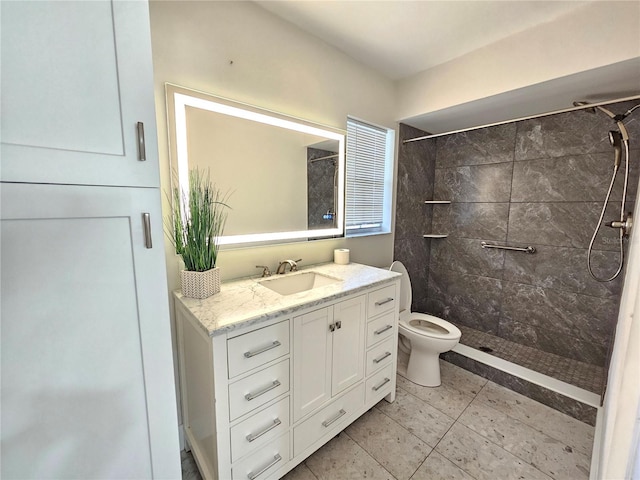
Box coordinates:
[168,167,230,299]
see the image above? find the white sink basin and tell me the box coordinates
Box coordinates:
[259,271,341,296]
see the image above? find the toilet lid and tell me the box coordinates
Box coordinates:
[389,261,411,313]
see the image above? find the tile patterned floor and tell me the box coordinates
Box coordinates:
[182,359,594,480]
[457,325,604,394]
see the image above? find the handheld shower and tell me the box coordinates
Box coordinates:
[608,130,623,168]
[583,101,639,282]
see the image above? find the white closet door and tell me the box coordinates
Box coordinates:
[1,183,180,479]
[0,0,160,187]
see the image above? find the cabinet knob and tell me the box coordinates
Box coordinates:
[329,323,336,332]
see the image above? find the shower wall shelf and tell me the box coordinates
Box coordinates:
[423,200,450,237]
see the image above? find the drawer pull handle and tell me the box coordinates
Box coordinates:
[136,122,146,161]
[244,340,281,358]
[322,408,346,428]
[246,418,282,443]
[375,297,394,306]
[374,324,393,335]
[245,380,281,401]
[372,377,391,392]
[373,351,392,364]
[247,453,282,480]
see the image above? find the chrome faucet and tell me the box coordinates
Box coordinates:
[276,258,302,274]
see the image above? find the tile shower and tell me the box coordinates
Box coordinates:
[394,101,639,421]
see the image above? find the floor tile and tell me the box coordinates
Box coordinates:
[396,374,475,419]
[181,450,202,480]
[436,423,552,480]
[282,462,318,480]
[345,408,431,480]
[411,451,475,480]
[304,433,394,480]
[376,387,455,448]
[475,381,594,456]
[439,360,488,396]
[459,400,591,480]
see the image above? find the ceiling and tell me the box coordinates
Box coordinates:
[255,1,640,133]
[256,1,590,80]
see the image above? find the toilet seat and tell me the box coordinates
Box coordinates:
[390,260,461,342]
[399,313,461,341]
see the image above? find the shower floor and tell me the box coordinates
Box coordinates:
[456,325,604,394]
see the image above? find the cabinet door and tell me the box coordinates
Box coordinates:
[0,1,159,187]
[0,183,180,479]
[331,295,366,396]
[293,307,333,422]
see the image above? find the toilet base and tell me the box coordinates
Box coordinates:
[406,350,442,387]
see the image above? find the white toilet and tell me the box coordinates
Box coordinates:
[390,261,461,387]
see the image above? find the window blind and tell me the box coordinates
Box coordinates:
[346,118,388,232]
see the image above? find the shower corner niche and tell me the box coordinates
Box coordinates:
[423,199,450,238]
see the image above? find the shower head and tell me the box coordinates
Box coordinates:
[609,130,623,168]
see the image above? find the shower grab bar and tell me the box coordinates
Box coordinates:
[481,241,536,254]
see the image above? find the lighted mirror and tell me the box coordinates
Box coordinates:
[166,84,345,247]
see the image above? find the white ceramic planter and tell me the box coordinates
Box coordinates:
[181,267,220,299]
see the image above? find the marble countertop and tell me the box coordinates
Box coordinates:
[174,262,400,337]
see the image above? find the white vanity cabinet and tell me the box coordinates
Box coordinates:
[292,295,366,422]
[175,265,400,480]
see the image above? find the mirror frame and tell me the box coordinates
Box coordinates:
[166,84,346,247]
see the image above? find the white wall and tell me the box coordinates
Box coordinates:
[396,1,640,122]
[149,0,397,438]
[150,0,397,284]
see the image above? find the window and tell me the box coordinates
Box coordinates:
[345,117,395,236]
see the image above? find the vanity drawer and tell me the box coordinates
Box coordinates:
[230,397,290,462]
[365,337,394,376]
[228,320,290,379]
[365,363,394,404]
[232,432,289,480]
[293,383,364,456]
[229,359,290,421]
[367,284,397,318]
[366,311,395,347]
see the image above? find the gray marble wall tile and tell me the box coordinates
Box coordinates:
[511,153,630,203]
[396,124,436,241]
[515,110,616,161]
[502,245,622,298]
[501,282,616,342]
[507,202,624,251]
[426,298,500,334]
[430,237,505,279]
[436,123,516,168]
[497,317,608,366]
[440,353,598,425]
[428,269,503,316]
[434,162,513,202]
[432,202,509,241]
[394,236,430,312]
